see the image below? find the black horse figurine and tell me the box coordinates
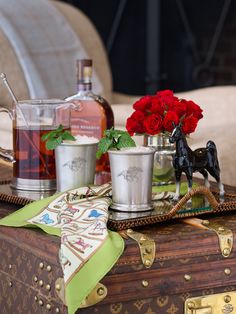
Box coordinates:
[169,124,224,201]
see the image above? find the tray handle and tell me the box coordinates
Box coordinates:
[159,185,219,221]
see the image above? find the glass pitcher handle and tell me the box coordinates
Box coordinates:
[0,106,14,162]
[0,106,13,119]
[0,147,14,162]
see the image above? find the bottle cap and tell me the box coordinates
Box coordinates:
[77,59,92,84]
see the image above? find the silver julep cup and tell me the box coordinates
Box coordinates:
[108,147,155,212]
[55,142,98,192]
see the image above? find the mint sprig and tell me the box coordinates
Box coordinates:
[41,124,76,150]
[96,128,136,159]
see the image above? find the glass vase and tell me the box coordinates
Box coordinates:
[143,134,175,186]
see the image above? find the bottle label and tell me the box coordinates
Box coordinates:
[73,119,101,138]
[70,100,105,139]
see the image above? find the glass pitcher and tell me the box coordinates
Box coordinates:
[0,99,72,191]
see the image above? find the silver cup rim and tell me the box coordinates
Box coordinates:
[108,146,155,155]
[57,141,98,147]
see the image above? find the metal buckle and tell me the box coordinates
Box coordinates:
[201,220,233,258]
[126,229,156,268]
[185,291,236,313]
[55,278,107,308]
[79,282,107,308]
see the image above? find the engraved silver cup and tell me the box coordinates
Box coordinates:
[108,147,155,212]
[55,142,98,192]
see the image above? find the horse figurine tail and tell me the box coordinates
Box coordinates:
[206,140,224,199]
[206,140,220,170]
[206,140,216,150]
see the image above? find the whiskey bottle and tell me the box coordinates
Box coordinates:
[66,59,114,172]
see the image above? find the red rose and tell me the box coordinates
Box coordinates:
[182,116,198,134]
[143,113,163,135]
[156,90,174,99]
[156,90,179,109]
[172,100,187,118]
[182,99,203,120]
[126,117,145,136]
[126,90,203,136]
[130,110,146,121]
[150,96,166,115]
[133,95,152,111]
[163,111,179,132]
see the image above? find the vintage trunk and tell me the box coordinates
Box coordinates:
[1,197,236,314]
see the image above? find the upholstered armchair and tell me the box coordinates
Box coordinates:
[0,0,137,110]
[0,0,137,147]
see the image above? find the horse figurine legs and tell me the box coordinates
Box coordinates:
[199,169,210,189]
[217,181,225,202]
[207,167,225,201]
[198,168,225,201]
[219,182,225,201]
[173,167,225,203]
[173,170,181,201]
[173,168,193,203]
[185,167,193,205]
[173,182,180,201]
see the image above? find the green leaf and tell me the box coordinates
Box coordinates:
[96,138,113,159]
[41,130,57,141]
[97,128,136,157]
[113,129,127,137]
[105,128,127,138]
[104,128,113,138]
[46,137,62,150]
[56,124,64,133]
[62,131,76,141]
[41,132,49,142]
[41,124,76,150]
[116,134,136,149]
[57,135,63,144]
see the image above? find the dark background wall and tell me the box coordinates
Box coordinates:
[61,0,236,95]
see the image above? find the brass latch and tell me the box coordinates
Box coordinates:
[201,220,233,258]
[183,218,233,258]
[126,229,155,268]
[79,282,107,308]
[55,278,107,308]
[185,291,236,313]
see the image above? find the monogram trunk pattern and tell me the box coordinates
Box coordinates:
[75,286,236,314]
[1,199,236,312]
[0,224,66,313]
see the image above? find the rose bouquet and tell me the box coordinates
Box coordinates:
[126,90,203,136]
